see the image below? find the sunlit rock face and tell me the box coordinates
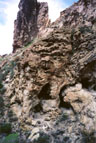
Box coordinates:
[13,0,49,52]
[13,0,96,53]
[54,0,96,29]
[1,24,96,142]
[0,0,96,142]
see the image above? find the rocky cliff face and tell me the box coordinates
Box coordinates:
[0,0,96,142]
[52,0,96,29]
[13,0,49,52]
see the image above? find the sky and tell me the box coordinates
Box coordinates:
[0,0,78,55]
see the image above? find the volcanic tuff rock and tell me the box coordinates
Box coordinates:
[1,25,96,142]
[0,0,96,142]
[13,0,96,52]
[13,0,50,52]
[52,0,96,29]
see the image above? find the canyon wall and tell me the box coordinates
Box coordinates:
[0,0,96,142]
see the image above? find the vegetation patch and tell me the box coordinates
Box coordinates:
[0,83,3,89]
[0,60,17,94]
[79,26,93,34]
[0,123,11,134]
[0,82,6,95]
[71,28,75,41]
[63,136,71,142]
[0,86,6,95]
[24,37,39,49]
[81,130,96,143]
[75,130,96,143]
[2,133,19,143]
[56,112,69,125]
[0,96,4,107]
[33,132,51,143]
[0,60,17,81]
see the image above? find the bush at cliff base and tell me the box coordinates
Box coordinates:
[2,133,19,143]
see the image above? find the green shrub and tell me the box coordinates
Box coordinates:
[33,132,51,143]
[8,110,13,117]
[24,37,38,49]
[0,87,6,95]
[76,130,96,143]
[0,83,3,89]
[0,64,10,82]
[0,61,16,94]
[71,29,75,41]
[0,82,6,95]
[0,61,17,82]
[79,130,96,143]
[9,61,17,79]
[79,26,93,34]
[0,123,11,134]
[63,136,71,142]
[0,73,4,83]
[0,96,4,107]
[56,113,69,124]
[2,133,19,143]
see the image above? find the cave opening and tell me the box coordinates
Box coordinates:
[79,61,96,90]
[59,85,72,109]
[38,83,51,100]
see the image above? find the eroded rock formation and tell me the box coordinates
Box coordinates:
[0,0,96,142]
[53,0,96,29]
[13,0,49,52]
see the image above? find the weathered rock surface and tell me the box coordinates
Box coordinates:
[0,0,96,142]
[1,24,96,142]
[55,0,96,29]
[13,0,49,52]
[64,84,96,130]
